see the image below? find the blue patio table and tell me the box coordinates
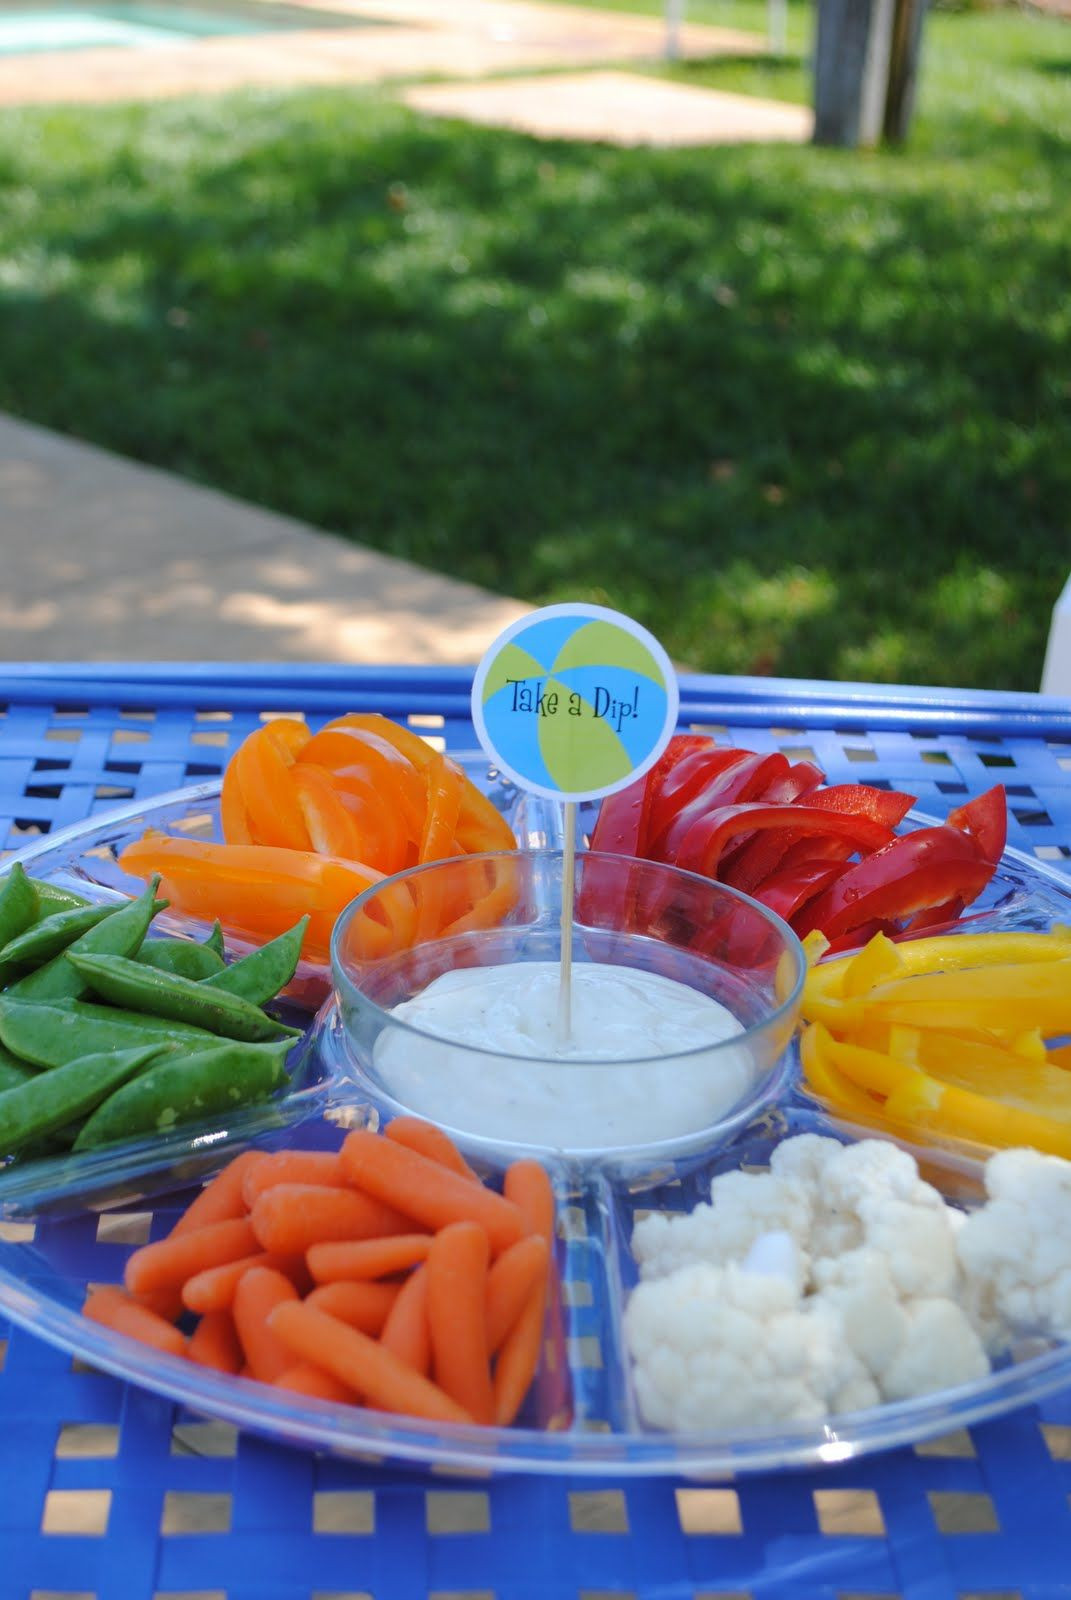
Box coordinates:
[1,662,1070,1600]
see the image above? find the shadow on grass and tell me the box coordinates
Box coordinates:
[0,89,1067,688]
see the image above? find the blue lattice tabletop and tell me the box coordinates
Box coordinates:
[0,664,1070,1600]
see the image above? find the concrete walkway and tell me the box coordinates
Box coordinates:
[405,69,812,146]
[0,0,762,106]
[0,414,529,663]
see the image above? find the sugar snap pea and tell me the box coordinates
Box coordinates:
[0,995,224,1069]
[31,881,91,916]
[204,916,308,1006]
[137,937,226,982]
[0,864,39,951]
[72,1040,292,1150]
[1,903,118,973]
[0,1043,38,1093]
[6,878,165,1002]
[0,1044,164,1155]
[65,953,301,1043]
[204,921,225,959]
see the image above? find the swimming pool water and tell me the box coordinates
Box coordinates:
[0,2,376,55]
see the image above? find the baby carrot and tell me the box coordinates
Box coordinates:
[188,1309,243,1374]
[304,1280,401,1335]
[307,1234,432,1285]
[267,1300,474,1425]
[250,1183,415,1256]
[380,1265,431,1376]
[132,1285,184,1323]
[384,1117,478,1182]
[492,1286,546,1428]
[274,1364,358,1403]
[426,1221,494,1426]
[125,1217,259,1298]
[492,1163,556,1425]
[233,1266,301,1383]
[503,1160,556,1244]
[181,1251,308,1315]
[486,1235,550,1356]
[240,1149,347,1208]
[169,1150,268,1236]
[341,1130,524,1255]
[83,1285,187,1360]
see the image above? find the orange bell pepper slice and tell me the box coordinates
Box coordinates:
[323,768,411,875]
[299,726,426,842]
[410,755,463,942]
[320,714,516,852]
[323,713,436,772]
[291,764,366,861]
[120,831,382,961]
[434,856,521,940]
[229,720,312,852]
[418,755,463,865]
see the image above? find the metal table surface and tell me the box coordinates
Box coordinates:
[1,663,1070,1600]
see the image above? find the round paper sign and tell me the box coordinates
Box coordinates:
[471,603,680,803]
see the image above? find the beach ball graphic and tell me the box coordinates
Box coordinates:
[472,605,678,802]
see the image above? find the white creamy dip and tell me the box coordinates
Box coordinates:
[371,961,755,1151]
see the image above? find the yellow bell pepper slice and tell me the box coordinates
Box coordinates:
[800,930,831,969]
[885,1072,1071,1160]
[842,931,904,997]
[863,959,1071,1032]
[798,1024,886,1121]
[811,1023,924,1099]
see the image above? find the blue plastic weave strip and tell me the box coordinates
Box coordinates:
[0,666,1069,1600]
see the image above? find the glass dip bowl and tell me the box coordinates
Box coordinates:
[327,850,806,1170]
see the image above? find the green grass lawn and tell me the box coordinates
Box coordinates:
[0,1,1068,688]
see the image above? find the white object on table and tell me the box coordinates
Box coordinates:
[664,0,789,58]
[1042,571,1071,697]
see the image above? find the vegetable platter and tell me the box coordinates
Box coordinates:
[1,742,1071,1477]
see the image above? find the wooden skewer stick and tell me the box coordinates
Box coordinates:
[555,801,577,1049]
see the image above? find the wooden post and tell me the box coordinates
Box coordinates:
[884,0,930,143]
[812,0,896,148]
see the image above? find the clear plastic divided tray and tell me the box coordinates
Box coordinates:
[1,765,1071,1477]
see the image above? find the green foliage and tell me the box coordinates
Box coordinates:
[0,1,1067,689]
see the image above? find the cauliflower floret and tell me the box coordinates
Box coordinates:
[741,1229,806,1294]
[632,1167,815,1281]
[768,1133,846,1190]
[626,1134,1008,1432]
[957,1147,1071,1344]
[624,1261,870,1431]
[808,1139,957,1287]
[811,1247,910,1379]
[880,1298,990,1401]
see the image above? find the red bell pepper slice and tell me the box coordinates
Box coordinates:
[644,746,756,855]
[716,761,829,887]
[901,896,966,935]
[775,833,859,873]
[822,919,900,955]
[803,784,917,828]
[654,754,795,863]
[751,859,845,923]
[791,825,996,942]
[756,761,825,806]
[588,771,650,860]
[672,802,895,881]
[722,782,918,895]
[947,783,1007,862]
